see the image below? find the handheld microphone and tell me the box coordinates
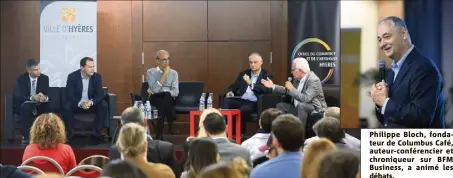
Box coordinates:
[378,60,386,83]
[288,77,292,82]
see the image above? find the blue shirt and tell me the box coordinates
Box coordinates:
[80,72,90,102]
[250,152,302,178]
[241,72,260,102]
[381,45,414,115]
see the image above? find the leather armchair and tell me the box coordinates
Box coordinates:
[3,87,116,142]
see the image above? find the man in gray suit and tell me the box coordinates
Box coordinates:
[203,112,252,166]
[261,57,327,127]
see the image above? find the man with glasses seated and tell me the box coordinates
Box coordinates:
[146,50,179,140]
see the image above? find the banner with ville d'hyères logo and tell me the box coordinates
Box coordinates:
[40,0,97,87]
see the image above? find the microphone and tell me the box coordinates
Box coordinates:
[378,60,386,83]
[288,77,292,82]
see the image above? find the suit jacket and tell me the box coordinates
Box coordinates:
[13,73,49,111]
[376,47,444,128]
[226,69,273,97]
[109,137,180,177]
[273,71,327,113]
[213,138,252,167]
[66,69,104,106]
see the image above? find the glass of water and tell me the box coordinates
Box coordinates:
[153,109,158,119]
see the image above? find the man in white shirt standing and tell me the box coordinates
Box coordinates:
[146,50,179,139]
[261,57,327,128]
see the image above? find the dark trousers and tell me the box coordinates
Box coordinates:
[20,102,50,138]
[149,92,176,135]
[222,98,257,134]
[63,100,108,137]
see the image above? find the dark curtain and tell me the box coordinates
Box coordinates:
[288,0,340,85]
[404,0,442,72]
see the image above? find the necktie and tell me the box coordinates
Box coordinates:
[31,80,36,96]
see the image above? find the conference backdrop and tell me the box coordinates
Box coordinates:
[40,0,97,87]
[288,0,340,85]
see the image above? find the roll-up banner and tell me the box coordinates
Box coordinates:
[288,0,340,85]
[40,0,97,87]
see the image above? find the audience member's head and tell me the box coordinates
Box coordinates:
[318,151,360,178]
[116,123,147,160]
[185,138,219,174]
[120,107,145,125]
[203,112,227,137]
[197,157,250,178]
[323,107,340,120]
[271,114,305,153]
[101,159,146,178]
[259,108,283,133]
[196,108,222,139]
[300,138,337,178]
[312,117,345,143]
[30,113,66,148]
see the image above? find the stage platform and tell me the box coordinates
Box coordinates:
[0,134,188,166]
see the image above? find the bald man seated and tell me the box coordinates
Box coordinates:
[222,53,273,134]
[146,50,179,139]
[304,107,360,151]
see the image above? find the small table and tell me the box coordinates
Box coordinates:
[189,109,241,144]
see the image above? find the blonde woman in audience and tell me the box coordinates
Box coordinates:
[22,113,76,174]
[116,122,175,178]
[181,138,220,178]
[300,138,337,178]
[189,108,222,140]
[197,157,250,178]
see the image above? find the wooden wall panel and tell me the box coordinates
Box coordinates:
[208,1,271,41]
[97,1,133,115]
[142,42,208,82]
[270,0,288,84]
[142,1,208,42]
[0,1,40,138]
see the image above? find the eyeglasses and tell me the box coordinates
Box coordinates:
[157,58,170,62]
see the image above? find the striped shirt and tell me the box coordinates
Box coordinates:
[146,67,179,97]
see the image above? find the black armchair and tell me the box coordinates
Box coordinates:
[174,81,204,113]
[3,87,116,142]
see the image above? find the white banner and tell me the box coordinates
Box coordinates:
[40,1,97,87]
[361,129,453,178]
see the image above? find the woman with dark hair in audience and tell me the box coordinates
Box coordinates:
[101,159,146,178]
[116,122,175,178]
[197,157,250,178]
[181,138,220,178]
[300,138,337,178]
[317,150,360,178]
[22,113,76,174]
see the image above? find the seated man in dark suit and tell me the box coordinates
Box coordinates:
[13,58,50,145]
[109,107,180,177]
[223,52,273,134]
[64,57,108,141]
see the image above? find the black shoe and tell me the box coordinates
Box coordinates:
[21,137,29,145]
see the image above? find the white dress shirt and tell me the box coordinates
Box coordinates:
[29,76,49,102]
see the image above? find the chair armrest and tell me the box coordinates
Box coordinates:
[107,93,117,137]
[4,94,14,141]
[257,94,282,118]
